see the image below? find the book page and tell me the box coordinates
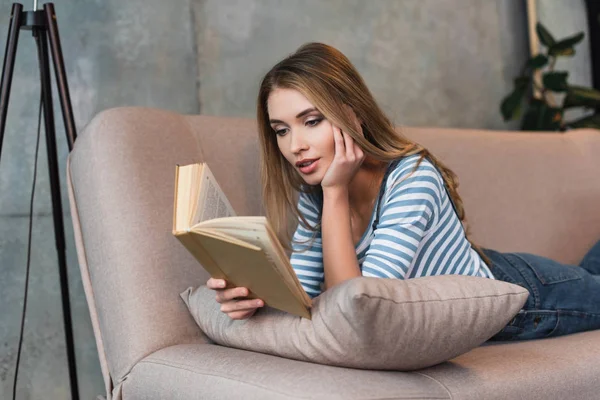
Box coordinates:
[196,216,266,229]
[193,163,237,225]
[192,227,261,251]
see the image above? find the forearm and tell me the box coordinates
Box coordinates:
[321,188,361,290]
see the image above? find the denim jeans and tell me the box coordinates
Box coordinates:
[482,239,600,341]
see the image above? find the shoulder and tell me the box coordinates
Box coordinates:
[388,154,442,180]
[383,154,445,207]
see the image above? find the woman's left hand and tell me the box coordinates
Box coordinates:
[321,117,365,191]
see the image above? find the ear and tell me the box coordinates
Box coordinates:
[342,104,363,126]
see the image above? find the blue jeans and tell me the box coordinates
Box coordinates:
[482,239,600,341]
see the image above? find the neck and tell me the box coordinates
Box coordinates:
[348,157,387,211]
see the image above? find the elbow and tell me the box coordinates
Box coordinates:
[324,270,362,291]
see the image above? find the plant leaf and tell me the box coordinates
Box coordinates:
[501,91,524,121]
[563,85,600,109]
[552,47,576,57]
[526,54,548,69]
[536,22,556,47]
[543,71,569,92]
[549,32,585,56]
[501,81,529,121]
[566,113,600,129]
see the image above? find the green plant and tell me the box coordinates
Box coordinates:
[501,22,600,131]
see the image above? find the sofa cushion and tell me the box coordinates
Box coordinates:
[122,330,600,400]
[181,275,528,371]
[420,329,600,400]
[121,343,450,399]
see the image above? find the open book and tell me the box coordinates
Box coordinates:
[172,162,312,319]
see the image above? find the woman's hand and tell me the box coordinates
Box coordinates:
[206,278,264,320]
[321,105,365,190]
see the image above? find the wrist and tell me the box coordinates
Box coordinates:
[322,186,349,202]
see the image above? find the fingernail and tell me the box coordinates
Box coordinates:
[256,300,263,307]
[219,281,226,288]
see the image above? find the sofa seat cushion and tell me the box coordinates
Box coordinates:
[122,330,600,400]
[419,329,600,400]
[121,343,450,400]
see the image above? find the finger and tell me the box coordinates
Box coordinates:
[215,286,249,303]
[333,124,345,156]
[228,309,258,320]
[355,144,364,161]
[342,131,355,159]
[224,286,249,302]
[207,278,226,289]
[220,299,263,313]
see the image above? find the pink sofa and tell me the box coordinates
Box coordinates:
[66,106,600,399]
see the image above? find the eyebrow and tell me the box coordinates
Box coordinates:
[269,107,319,125]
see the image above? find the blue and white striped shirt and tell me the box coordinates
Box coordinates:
[290,154,495,298]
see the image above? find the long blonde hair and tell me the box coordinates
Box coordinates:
[256,42,491,267]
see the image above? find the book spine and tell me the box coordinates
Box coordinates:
[172,164,180,235]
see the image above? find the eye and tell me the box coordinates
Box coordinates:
[274,128,288,136]
[272,117,322,137]
[306,118,322,127]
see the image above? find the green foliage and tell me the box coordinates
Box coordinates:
[500,22,600,131]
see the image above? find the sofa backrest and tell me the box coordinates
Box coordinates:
[67,106,600,393]
[398,125,600,262]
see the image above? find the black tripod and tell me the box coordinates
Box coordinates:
[0,2,79,399]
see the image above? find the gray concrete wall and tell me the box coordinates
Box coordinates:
[0,0,592,399]
[0,0,198,398]
[193,0,530,130]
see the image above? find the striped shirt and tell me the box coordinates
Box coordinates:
[290,154,495,298]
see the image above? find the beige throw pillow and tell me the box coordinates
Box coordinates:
[181,275,528,371]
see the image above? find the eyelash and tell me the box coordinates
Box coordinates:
[275,118,323,136]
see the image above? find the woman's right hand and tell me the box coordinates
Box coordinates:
[206,278,264,320]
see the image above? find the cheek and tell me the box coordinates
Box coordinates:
[318,125,335,157]
[276,138,294,164]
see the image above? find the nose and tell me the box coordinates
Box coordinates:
[289,130,308,154]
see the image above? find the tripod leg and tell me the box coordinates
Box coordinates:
[0,3,23,159]
[35,28,80,400]
[44,3,77,150]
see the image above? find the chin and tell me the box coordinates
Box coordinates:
[297,171,321,186]
[299,165,327,186]
[302,177,322,186]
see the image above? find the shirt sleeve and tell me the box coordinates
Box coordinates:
[361,159,443,279]
[290,191,324,298]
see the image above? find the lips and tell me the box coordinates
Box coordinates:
[297,158,319,174]
[295,158,319,167]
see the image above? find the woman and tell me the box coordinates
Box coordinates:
[207,42,600,341]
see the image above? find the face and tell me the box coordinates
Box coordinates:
[267,88,334,185]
